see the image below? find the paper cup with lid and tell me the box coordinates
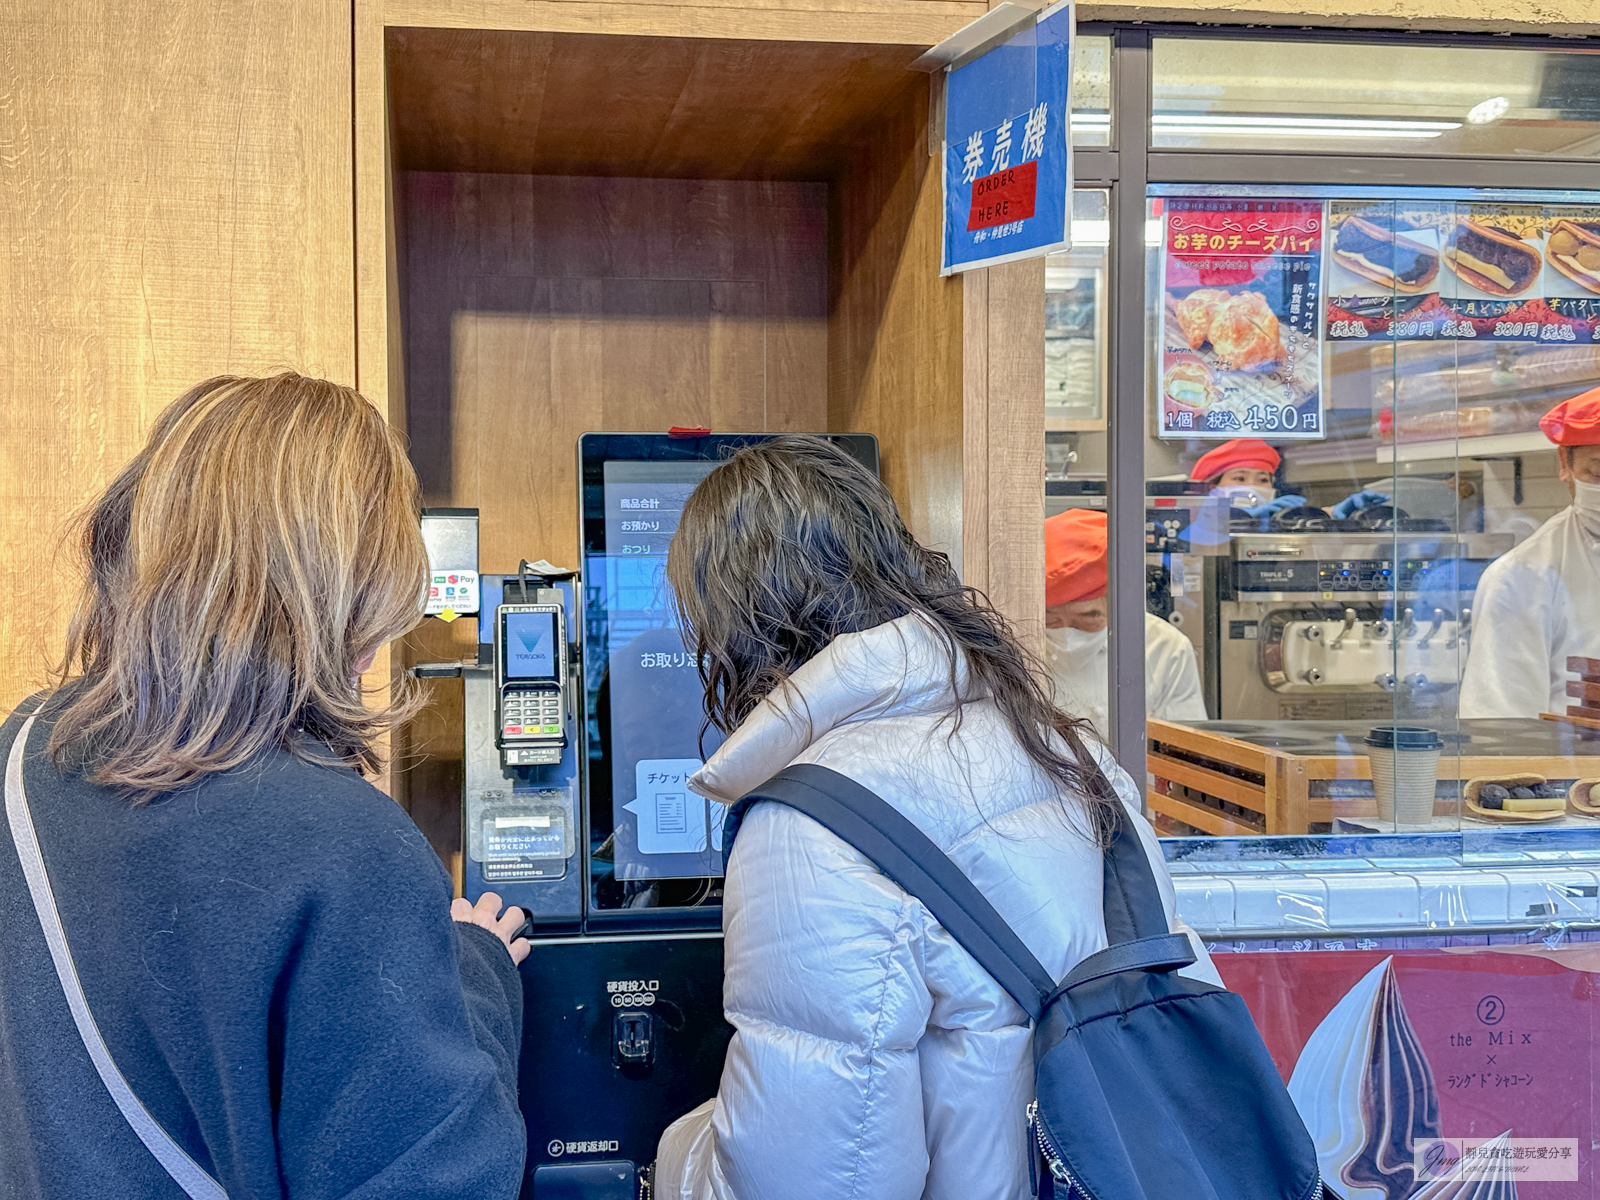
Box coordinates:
[1364,726,1443,826]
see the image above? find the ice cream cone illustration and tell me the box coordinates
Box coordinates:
[1288,958,1442,1200]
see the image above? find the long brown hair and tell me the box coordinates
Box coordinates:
[666,435,1118,841]
[49,373,428,801]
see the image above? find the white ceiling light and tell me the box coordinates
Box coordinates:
[1071,112,1462,139]
[1466,95,1511,125]
[1161,127,1445,139]
[1153,114,1461,139]
[1042,220,1156,249]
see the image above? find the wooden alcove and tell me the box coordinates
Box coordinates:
[359,20,1044,865]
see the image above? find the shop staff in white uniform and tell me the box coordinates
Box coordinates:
[1044,508,1208,738]
[1461,389,1600,719]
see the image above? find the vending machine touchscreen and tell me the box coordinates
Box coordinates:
[581,432,880,922]
[496,603,568,766]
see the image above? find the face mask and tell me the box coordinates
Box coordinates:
[1574,478,1600,538]
[1211,483,1274,505]
[1044,624,1109,659]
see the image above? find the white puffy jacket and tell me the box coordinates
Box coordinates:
[655,615,1220,1200]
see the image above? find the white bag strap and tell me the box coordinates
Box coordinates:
[4,710,229,1200]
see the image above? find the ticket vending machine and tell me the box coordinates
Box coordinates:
[425,432,879,1200]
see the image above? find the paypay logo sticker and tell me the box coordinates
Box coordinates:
[424,569,479,616]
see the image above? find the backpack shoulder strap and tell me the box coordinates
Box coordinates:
[725,763,1056,1022]
[1095,765,1174,945]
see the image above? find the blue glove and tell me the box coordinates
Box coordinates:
[1242,493,1308,518]
[1329,489,1392,519]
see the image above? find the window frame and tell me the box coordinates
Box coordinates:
[1077,21,1600,781]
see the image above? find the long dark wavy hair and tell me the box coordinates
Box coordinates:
[665,435,1118,842]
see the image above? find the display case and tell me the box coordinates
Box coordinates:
[1050,29,1600,1193]
[1139,181,1600,840]
[1045,190,1109,430]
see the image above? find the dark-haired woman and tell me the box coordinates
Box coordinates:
[0,374,527,1198]
[654,437,1219,1200]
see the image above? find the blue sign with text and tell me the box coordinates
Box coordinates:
[941,4,1073,274]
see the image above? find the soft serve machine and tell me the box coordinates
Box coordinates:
[419,432,878,1200]
[1212,521,1511,722]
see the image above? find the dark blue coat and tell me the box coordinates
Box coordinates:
[0,697,525,1199]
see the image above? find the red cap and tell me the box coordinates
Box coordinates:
[1045,509,1108,607]
[1188,438,1281,482]
[1539,387,1600,446]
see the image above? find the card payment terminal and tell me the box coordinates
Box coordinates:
[496,603,569,767]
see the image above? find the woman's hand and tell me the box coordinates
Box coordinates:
[451,892,531,965]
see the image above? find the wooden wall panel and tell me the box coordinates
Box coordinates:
[381,0,1591,46]
[402,171,828,572]
[827,76,965,566]
[961,270,991,590]
[388,30,933,180]
[828,75,1042,650]
[382,0,982,47]
[0,0,354,711]
[962,258,1046,654]
[398,170,827,855]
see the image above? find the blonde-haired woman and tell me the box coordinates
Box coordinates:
[0,374,528,1198]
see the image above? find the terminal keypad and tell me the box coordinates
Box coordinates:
[502,688,562,738]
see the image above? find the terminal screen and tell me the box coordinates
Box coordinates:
[592,459,726,882]
[503,610,559,681]
[580,434,880,899]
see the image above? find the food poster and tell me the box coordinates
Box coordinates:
[1324,202,1600,349]
[1325,200,1450,341]
[1159,198,1325,440]
[1542,205,1600,343]
[1438,205,1560,343]
[1216,947,1599,1196]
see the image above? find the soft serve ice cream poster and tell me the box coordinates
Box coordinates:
[1217,949,1598,1196]
[1158,197,1325,440]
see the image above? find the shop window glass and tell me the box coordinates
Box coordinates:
[1043,189,1111,737]
[1151,38,1600,159]
[1071,35,1111,147]
[1065,43,1600,1152]
[1141,183,1600,853]
[1046,190,1109,428]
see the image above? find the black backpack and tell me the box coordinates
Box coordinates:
[724,763,1327,1200]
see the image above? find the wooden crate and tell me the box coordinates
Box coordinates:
[1569,656,1600,723]
[1146,719,1600,836]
